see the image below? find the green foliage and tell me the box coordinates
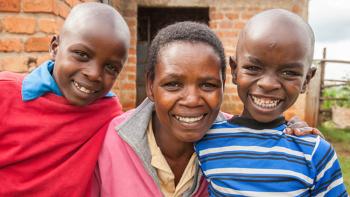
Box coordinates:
[322,85,350,109]
[338,156,350,192]
[318,122,350,191]
[319,121,350,142]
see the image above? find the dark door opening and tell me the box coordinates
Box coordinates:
[136,7,209,105]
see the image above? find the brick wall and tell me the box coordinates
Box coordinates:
[110,0,138,110]
[0,0,98,73]
[0,0,312,121]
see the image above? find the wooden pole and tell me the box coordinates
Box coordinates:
[318,48,327,125]
[305,48,326,127]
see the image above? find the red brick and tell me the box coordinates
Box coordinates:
[123,82,136,90]
[234,21,245,29]
[124,10,136,17]
[247,7,262,12]
[57,1,71,18]
[56,17,65,31]
[23,0,54,13]
[225,13,239,20]
[209,21,219,29]
[218,20,234,29]
[124,65,136,72]
[126,19,136,27]
[38,18,58,34]
[130,38,137,47]
[128,47,136,56]
[65,0,81,7]
[210,12,224,20]
[121,98,135,109]
[217,31,238,38]
[127,73,136,81]
[0,55,28,72]
[25,36,51,52]
[0,0,20,12]
[82,0,99,2]
[129,27,136,37]
[0,38,23,52]
[2,16,36,34]
[241,13,255,20]
[292,4,302,15]
[127,56,136,64]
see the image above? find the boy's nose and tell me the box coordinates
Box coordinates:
[83,63,103,81]
[256,75,281,91]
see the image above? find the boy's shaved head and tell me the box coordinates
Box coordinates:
[237,9,314,65]
[51,2,130,106]
[231,9,317,123]
[61,2,130,47]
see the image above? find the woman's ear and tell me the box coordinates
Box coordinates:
[301,66,317,93]
[49,35,59,60]
[229,56,238,85]
[145,72,155,101]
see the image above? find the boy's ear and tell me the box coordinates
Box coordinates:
[229,56,238,85]
[49,35,59,60]
[145,72,155,101]
[301,66,317,93]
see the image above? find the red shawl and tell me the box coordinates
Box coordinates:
[0,72,123,196]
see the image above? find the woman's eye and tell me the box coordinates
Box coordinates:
[163,82,182,91]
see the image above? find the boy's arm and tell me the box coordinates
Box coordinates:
[311,136,348,196]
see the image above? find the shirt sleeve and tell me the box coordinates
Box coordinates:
[310,136,348,196]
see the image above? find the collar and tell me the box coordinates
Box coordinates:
[228,115,287,130]
[22,60,115,101]
[147,119,196,196]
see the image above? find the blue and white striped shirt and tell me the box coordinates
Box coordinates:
[195,117,347,196]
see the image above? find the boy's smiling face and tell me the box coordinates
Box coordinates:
[50,5,129,106]
[231,11,315,123]
[147,41,224,143]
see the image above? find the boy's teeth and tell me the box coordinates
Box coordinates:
[175,115,204,123]
[73,81,95,94]
[251,95,280,109]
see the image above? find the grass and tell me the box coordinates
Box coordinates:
[318,121,350,191]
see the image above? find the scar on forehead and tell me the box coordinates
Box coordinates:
[268,41,277,49]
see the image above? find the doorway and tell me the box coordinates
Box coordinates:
[136,7,210,105]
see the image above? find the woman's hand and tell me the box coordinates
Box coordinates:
[284,116,324,138]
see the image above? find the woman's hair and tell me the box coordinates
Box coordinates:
[147,21,226,80]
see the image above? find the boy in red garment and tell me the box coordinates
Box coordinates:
[0,2,129,196]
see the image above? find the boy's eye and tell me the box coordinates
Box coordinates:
[105,64,122,75]
[73,50,89,61]
[243,65,261,73]
[201,83,219,91]
[281,70,302,78]
[162,81,182,91]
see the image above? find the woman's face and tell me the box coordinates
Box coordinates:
[147,41,224,143]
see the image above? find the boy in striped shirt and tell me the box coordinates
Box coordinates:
[195,9,348,196]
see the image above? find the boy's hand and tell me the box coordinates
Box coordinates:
[284,116,325,138]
